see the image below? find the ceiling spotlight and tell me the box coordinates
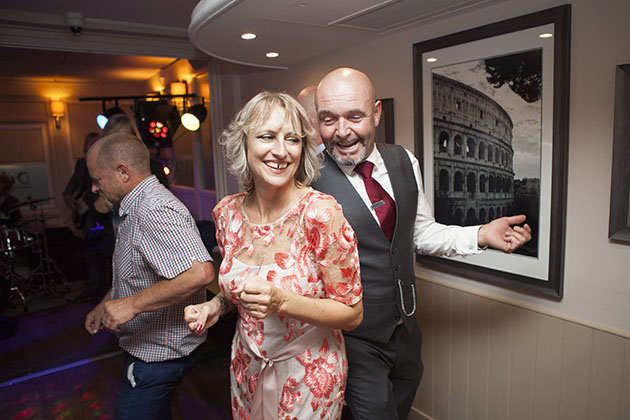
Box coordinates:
[266,52,279,58]
[426,57,438,63]
[181,104,208,131]
[241,33,256,40]
[539,33,553,38]
[97,106,125,129]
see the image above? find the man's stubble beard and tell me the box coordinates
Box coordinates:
[327,138,367,167]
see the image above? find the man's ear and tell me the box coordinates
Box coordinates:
[373,100,382,127]
[116,164,131,183]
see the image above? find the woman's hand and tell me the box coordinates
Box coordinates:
[184,299,222,335]
[232,275,287,319]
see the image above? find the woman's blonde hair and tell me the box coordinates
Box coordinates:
[220,91,322,193]
[102,113,141,139]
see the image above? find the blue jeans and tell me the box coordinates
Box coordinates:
[115,349,198,420]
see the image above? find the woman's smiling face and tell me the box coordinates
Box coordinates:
[246,106,303,191]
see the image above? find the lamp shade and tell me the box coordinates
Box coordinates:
[170,82,186,96]
[181,104,207,131]
[50,100,65,116]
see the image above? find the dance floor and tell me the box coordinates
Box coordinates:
[1,227,233,420]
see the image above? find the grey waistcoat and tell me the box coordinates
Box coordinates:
[312,143,418,343]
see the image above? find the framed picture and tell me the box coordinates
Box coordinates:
[413,5,571,298]
[376,98,395,144]
[608,64,630,243]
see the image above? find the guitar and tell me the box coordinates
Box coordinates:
[70,193,89,230]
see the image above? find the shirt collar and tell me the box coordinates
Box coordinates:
[118,175,157,217]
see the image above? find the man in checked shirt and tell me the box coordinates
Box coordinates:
[84,132,214,420]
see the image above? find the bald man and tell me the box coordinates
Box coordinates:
[84,132,214,420]
[296,85,325,151]
[311,68,531,420]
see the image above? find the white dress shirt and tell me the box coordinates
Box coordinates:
[336,146,481,257]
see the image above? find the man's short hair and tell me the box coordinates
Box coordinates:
[94,132,150,175]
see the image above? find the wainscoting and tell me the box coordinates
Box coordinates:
[410,280,629,420]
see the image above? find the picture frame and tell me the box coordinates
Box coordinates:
[608,64,630,243]
[413,5,571,298]
[376,98,395,144]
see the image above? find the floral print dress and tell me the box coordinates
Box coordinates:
[213,188,362,420]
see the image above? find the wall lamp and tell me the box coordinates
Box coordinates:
[50,100,65,129]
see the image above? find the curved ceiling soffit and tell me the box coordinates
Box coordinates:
[188,0,288,70]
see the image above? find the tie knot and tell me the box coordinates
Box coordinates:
[354,161,374,180]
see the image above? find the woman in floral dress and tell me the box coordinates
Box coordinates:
[184,91,363,420]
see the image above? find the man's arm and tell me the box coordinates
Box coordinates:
[101,260,214,333]
[406,149,531,255]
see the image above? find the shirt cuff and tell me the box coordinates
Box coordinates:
[459,225,483,255]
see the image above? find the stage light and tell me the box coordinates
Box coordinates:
[136,100,180,148]
[181,104,207,131]
[96,106,125,129]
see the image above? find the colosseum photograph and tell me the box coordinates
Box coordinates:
[430,50,541,258]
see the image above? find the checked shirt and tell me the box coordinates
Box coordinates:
[112,175,212,362]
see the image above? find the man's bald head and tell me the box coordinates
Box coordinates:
[316,68,377,108]
[315,67,381,165]
[86,132,152,206]
[297,85,322,146]
[88,133,150,175]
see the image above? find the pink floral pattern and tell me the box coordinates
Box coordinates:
[213,189,361,420]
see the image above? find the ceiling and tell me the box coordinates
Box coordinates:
[0,0,507,84]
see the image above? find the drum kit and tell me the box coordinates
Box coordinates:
[0,197,68,312]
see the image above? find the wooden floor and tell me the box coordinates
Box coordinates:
[1,227,234,420]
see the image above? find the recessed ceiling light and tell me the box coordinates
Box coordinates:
[266,52,279,58]
[241,33,256,40]
[426,57,438,63]
[539,33,553,38]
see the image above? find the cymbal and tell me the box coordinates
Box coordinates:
[8,197,52,210]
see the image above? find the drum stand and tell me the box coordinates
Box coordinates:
[27,204,69,299]
[29,227,69,296]
[0,258,29,312]
[1,205,69,313]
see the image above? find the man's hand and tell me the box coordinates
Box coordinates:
[85,302,106,335]
[478,215,532,253]
[101,296,141,333]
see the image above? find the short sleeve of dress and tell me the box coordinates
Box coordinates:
[212,195,239,257]
[304,192,362,306]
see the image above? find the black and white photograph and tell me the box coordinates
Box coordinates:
[413,5,570,297]
[430,50,542,259]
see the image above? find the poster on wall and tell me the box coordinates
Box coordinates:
[413,5,570,298]
[0,163,51,204]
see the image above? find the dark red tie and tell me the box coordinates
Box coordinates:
[354,161,396,241]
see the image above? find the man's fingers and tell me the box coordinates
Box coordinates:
[504,214,526,225]
[184,305,201,323]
